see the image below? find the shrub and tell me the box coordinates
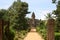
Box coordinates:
[55,32,60,40]
[4,29,15,40]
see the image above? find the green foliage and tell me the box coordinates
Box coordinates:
[36,26,47,40]
[8,0,29,31]
[38,19,46,29]
[0,0,29,40]
[14,30,28,40]
[52,0,60,32]
[45,13,54,19]
[36,19,47,40]
[55,32,60,40]
[0,9,7,20]
[0,9,10,21]
[4,28,15,40]
[52,0,56,3]
[52,0,60,40]
[0,9,4,19]
[0,9,14,40]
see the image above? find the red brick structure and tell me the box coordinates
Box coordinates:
[47,19,55,40]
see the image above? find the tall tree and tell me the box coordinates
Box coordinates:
[52,0,60,32]
[9,0,29,31]
[45,13,53,19]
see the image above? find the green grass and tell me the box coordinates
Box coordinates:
[55,32,60,35]
[55,32,60,40]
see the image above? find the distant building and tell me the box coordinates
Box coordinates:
[27,12,40,28]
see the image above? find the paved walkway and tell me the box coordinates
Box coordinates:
[24,28,44,40]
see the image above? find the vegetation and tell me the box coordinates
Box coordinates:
[52,0,60,40]
[0,0,29,40]
[0,0,60,40]
[36,19,47,40]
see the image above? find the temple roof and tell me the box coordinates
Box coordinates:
[31,12,35,19]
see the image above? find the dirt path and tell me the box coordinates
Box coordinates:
[24,28,44,40]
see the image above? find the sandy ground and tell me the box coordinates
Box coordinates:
[24,28,44,40]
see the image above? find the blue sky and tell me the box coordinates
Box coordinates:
[0,0,56,20]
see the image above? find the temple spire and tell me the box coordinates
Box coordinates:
[31,12,35,19]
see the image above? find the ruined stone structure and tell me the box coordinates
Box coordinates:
[47,19,55,40]
[29,12,36,29]
[28,12,40,29]
[31,12,36,28]
[28,12,36,31]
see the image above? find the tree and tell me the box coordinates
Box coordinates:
[52,0,56,3]
[45,13,55,20]
[8,0,29,31]
[45,13,53,19]
[52,0,60,40]
[0,0,29,40]
[52,0,60,32]
[0,9,8,20]
[38,19,45,29]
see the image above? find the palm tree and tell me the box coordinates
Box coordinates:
[45,13,53,19]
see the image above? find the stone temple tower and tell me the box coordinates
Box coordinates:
[31,12,36,28]
[32,12,35,19]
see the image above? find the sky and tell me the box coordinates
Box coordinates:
[0,0,56,20]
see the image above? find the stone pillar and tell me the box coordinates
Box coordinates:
[47,19,55,40]
[0,20,3,40]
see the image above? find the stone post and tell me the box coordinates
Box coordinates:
[0,19,4,40]
[47,19,55,40]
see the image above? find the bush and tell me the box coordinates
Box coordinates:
[36,26,47,40]
[55,32,60,40]
[4,29,15,40]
